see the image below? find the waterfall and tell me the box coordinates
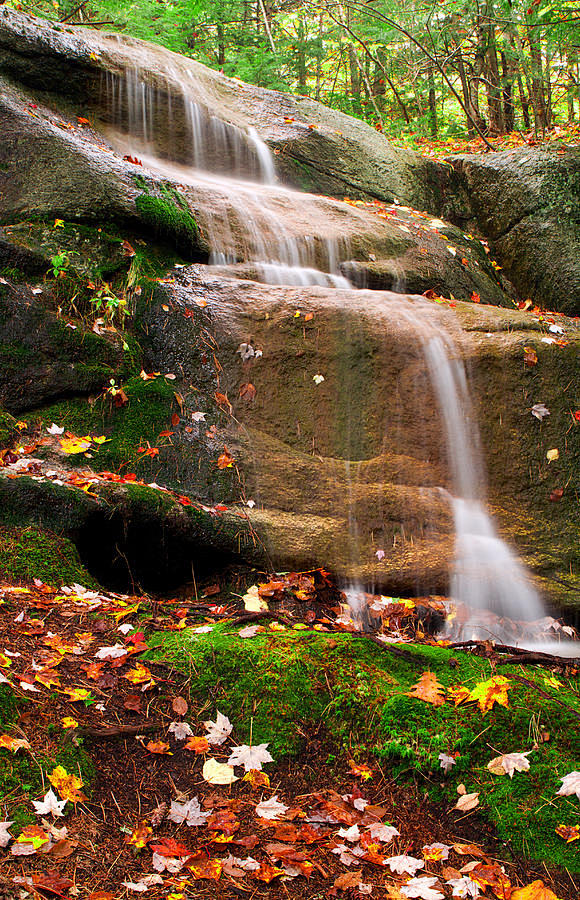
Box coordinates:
[101,69,352,284]
[423,334,545,639]
[102,66,549,640]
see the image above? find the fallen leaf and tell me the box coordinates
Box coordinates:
[385,856,425,876]
[455,793,479,812]
[556,770,580,800]
[172,696,188,716]
[406,672,446,706]
[168,797,209,826]
[511,882,561,900]
[255,795,288,820]
[468,675,511,714]
[555,824,579,843]
[32,789,67,817]
[487,751,531,778]
[400,877,444,899]
[185,736,210,754]
[202,758,238,785]
[48,766,86,803]
[228,743,273,772]
[146,740,172,755]
[204,711,233,745]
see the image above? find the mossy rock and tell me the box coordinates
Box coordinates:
[0,523,96,587]
[148,626,580,871]
[0,473,252,591]
[0,282,131,412]
[134,182,206,257]
[0,406,17,447]
[25,374,179,480]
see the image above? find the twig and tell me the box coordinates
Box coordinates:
[506,674,580,721]
[65,722,163,742]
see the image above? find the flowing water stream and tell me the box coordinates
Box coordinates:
[102,66,560,644]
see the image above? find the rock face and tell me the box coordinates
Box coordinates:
[0,9,578,617]
[442,149,580,316]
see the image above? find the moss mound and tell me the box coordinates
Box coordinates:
[0,524,97,587]
[148,626,580,872]
[24,374,178,478]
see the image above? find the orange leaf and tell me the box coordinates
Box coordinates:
[406,671,446,706]
[511,882,561,900]
[471,863,512,898]
[146,740,172,755]
[185,736,210,754]
[217,447,234,469]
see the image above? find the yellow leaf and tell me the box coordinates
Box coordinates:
[123,664,154,685]
[54,218,65,228]
[202,758,238,785]
[62,688,91,702]
[60,436,92,455]
[49,765,86,803]
[61,717,78,729]
[546,448,559,462]
[17,825,49,848]
[468,675,511,714]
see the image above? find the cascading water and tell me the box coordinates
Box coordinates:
[102,64,553,642]
[101,69,352,285]
[423,333,545,641]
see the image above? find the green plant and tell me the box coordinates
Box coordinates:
[89,283,128,326]
[49,251,72,278]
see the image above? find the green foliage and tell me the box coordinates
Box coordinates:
[0,524,97,586]
[147,628,580,870]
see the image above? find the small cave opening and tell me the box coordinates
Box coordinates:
[73,508,241,595]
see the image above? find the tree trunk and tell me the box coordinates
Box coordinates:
[427,65,438,136]
[482,5,506,134]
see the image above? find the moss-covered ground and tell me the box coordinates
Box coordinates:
[148,625,580,872]
[0,524,96,587]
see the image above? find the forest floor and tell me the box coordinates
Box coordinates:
[393,122,580,158]
[0,572,578,900]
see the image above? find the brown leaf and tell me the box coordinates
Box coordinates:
[47,839,76,858]
[32,871,73,894]
[172,696,188,716]
[239,382,257,401]
[123,694,143,713]
[334,871,363,890]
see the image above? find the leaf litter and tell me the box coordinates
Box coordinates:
[0,576,576,900]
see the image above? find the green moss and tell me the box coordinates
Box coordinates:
[147,628,580,871]
[0,407,17,448]
[135,185,199,253]
[0,524,97,587]
[24,374,178,477]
